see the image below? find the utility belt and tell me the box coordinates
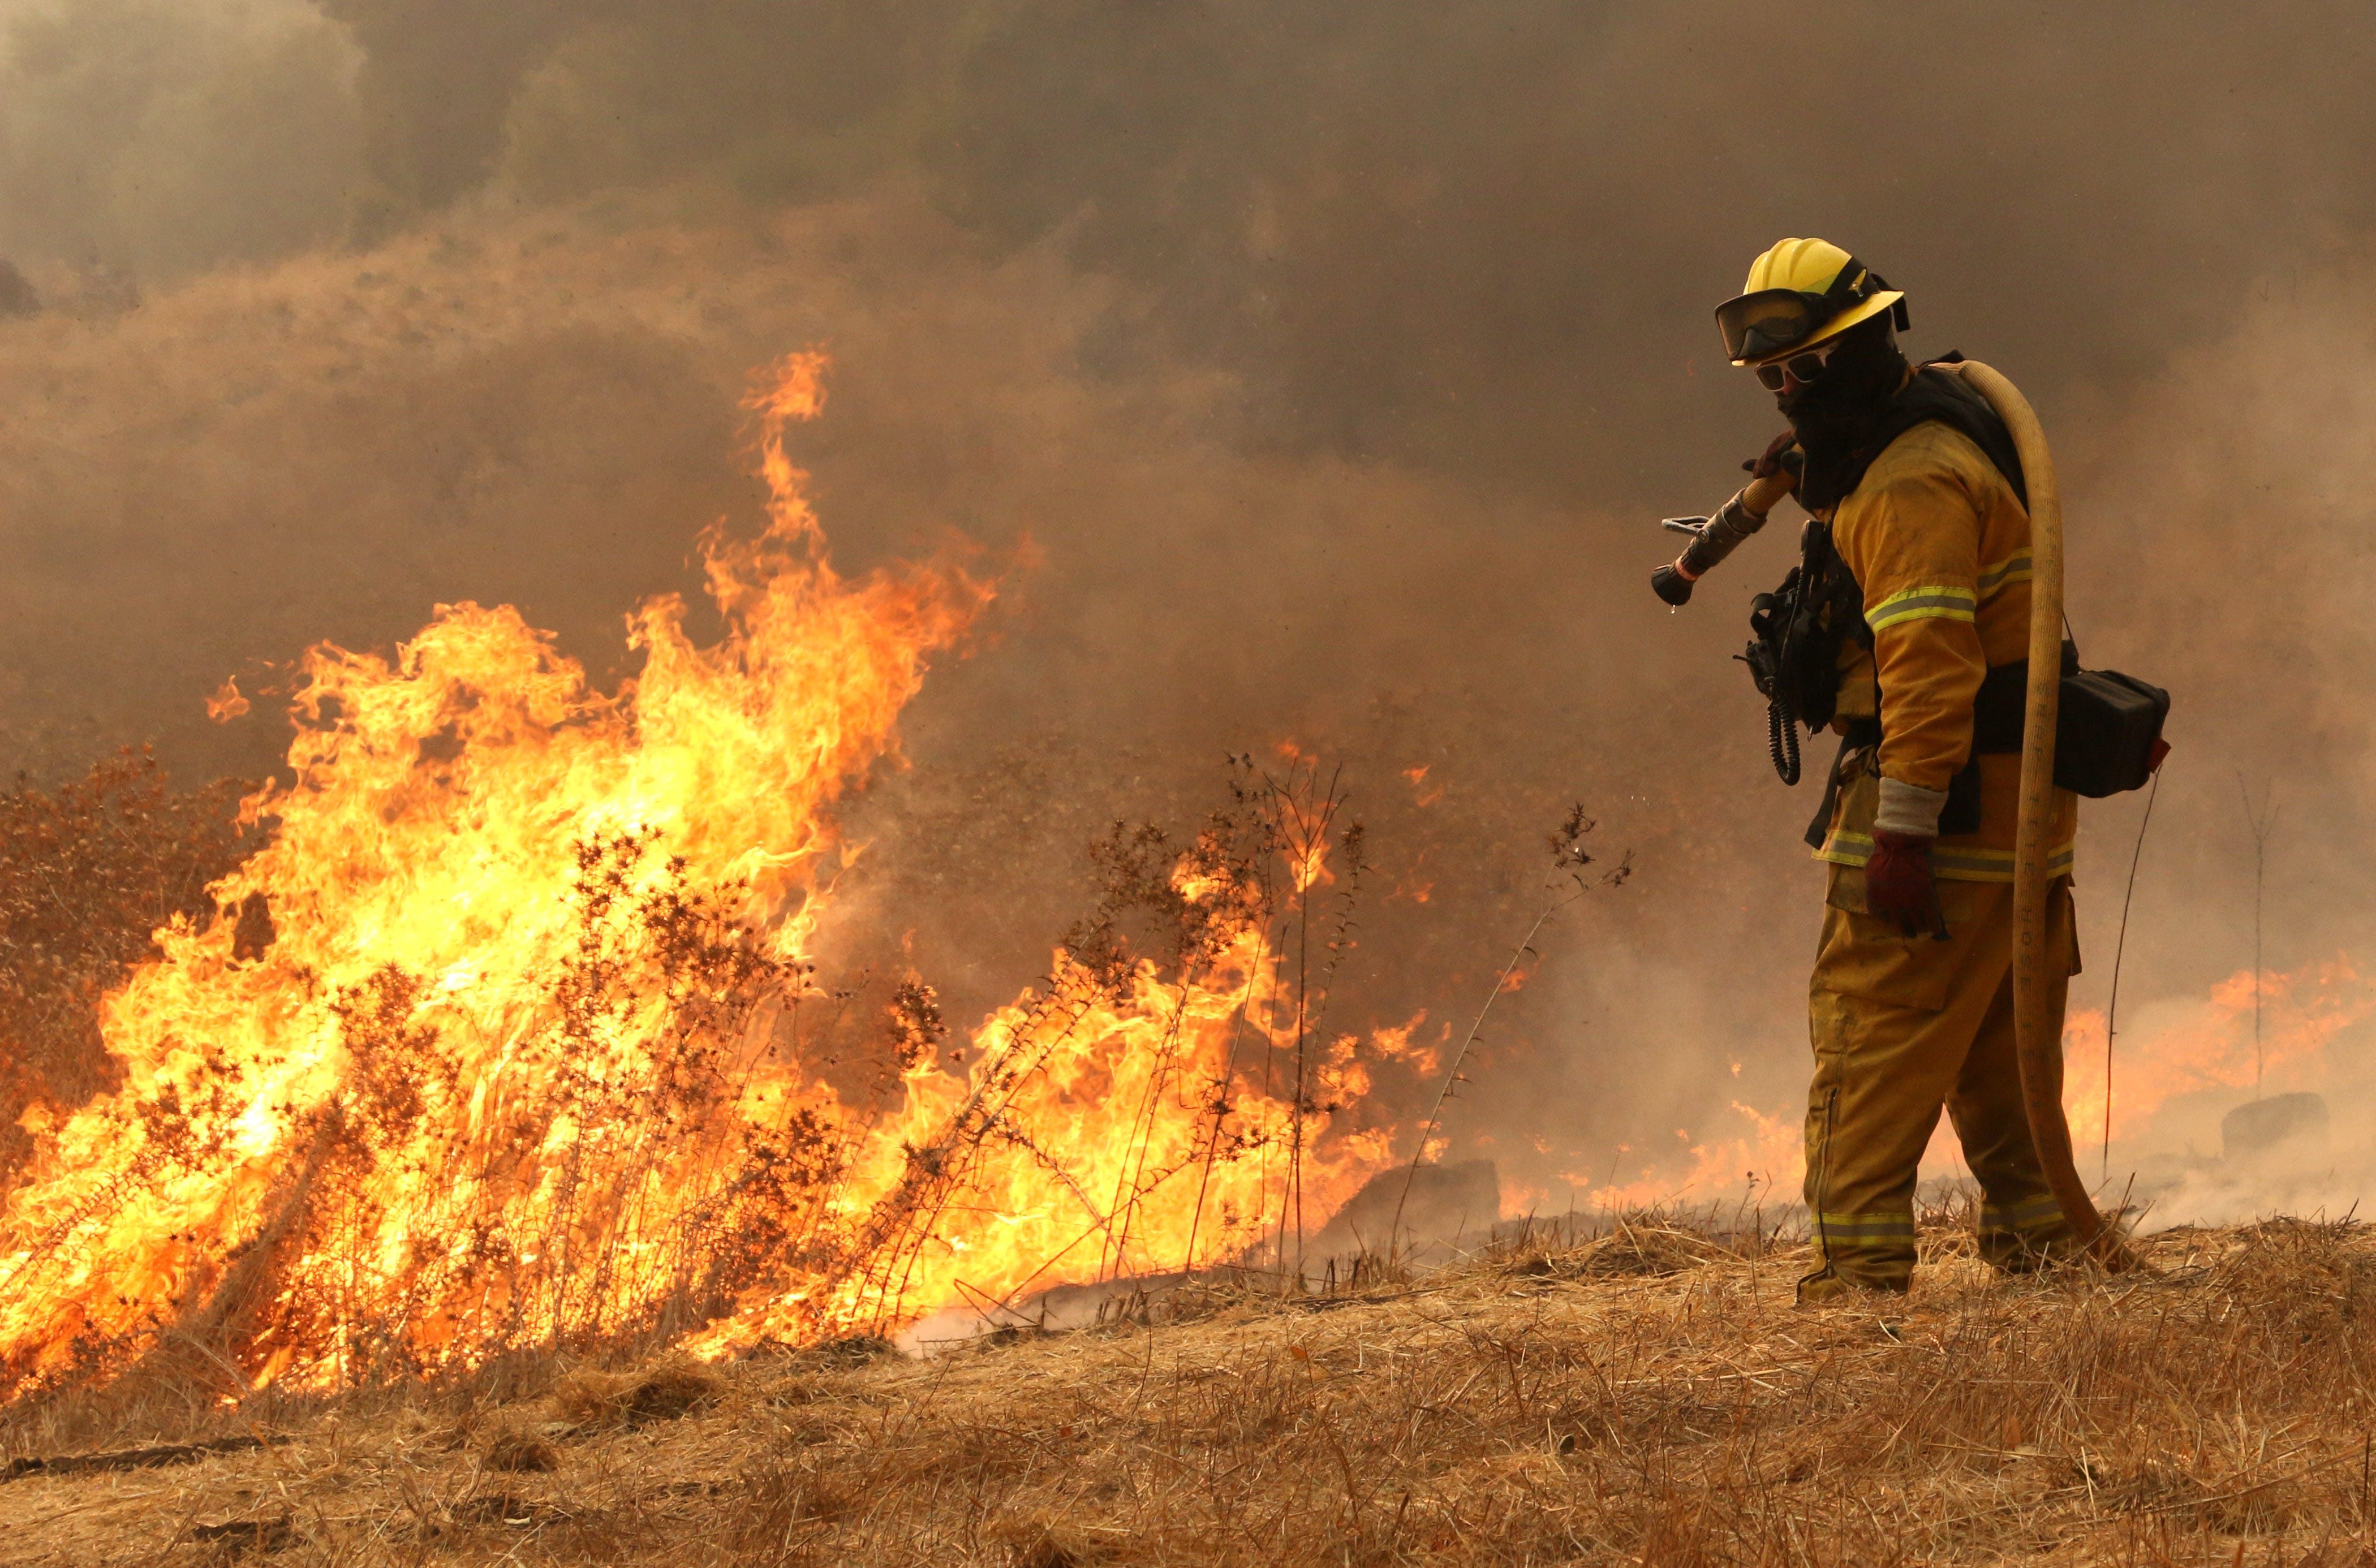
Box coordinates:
[1805,642,2171,848]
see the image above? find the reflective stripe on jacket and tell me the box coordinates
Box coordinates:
[1817,418,2077,881]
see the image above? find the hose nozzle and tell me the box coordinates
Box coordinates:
[1648,489,1772,606]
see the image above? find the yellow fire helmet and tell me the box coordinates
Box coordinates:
[1715,238,1909,367]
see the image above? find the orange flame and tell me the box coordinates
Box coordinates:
[0,354,1404,1394]
[1401,765,1444,808]
[205,677,250,723]
[1577,1101,1802,1211]
[1569,957,2375,1213]
[2064,957,2376,1149]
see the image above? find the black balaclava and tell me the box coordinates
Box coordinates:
[1777,316,1908,512]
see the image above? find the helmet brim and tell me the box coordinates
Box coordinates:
[1731,291,1903,368]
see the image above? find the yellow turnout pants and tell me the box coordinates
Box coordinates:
[1801,872,2081,1296]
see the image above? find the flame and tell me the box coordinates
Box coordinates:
[1565,957,2376,1213]
[1287,831,1333,895]
[694,928,1394,1355]
[205,677,251,723]
[0,353,1404,1394]
[1171,864,1225,904]
[1578,1101,1802,1210]
[2064,957,2376,1149]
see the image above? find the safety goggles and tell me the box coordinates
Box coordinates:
[1714,257,1889,366]
[1753,339,1838,391]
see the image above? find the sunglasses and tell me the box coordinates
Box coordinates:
[1753,339,1838,391]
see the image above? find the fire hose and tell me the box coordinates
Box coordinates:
[1951,360,2131,1271]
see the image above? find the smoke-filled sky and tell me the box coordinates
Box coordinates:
[2,0,2373,1208]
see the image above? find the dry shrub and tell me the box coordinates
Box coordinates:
[446,1491,545,1528]
[712,1459,862,1568]
[741,1459,856,1525]
[0,748,256,1176]
[1568,1221,1730,1278]
[556,1362,724,1429]
[1,832,868,1403]
[1916,1183,1986,1264]
[989,1510,1109,1568]
[761,1373,830,1408]
[480,1422,559,1473]
[1497,1217,1733,1282]
[416,1413,475,1452]
[803,1333,894,1367]
[1,759,1456,1405]
[185,1513,296,1563]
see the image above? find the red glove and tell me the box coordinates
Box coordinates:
[1865,829,1948,938]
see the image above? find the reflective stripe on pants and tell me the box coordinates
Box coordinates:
[1801,877,2080,1294]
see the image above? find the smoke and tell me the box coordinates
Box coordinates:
[0,0,363,288]
[0,0,2371,1220]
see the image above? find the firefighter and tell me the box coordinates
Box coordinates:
[1713,238,2081,1301]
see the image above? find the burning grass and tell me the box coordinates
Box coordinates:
[0,346,1663,1421]
[0,355,1487,1401]
[0,749,257,1181]
[11,347,2358,1564]
[1,1213,2371,1565]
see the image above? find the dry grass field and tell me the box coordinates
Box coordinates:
[3,1212,2372,1566]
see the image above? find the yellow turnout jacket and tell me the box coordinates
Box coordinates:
[1814,419,2077,884]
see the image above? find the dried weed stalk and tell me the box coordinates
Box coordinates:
[9,1214,2374,1566]
[0,751,1436,1413]
[1393,805,1629,1244]
[0,748,257,1177]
